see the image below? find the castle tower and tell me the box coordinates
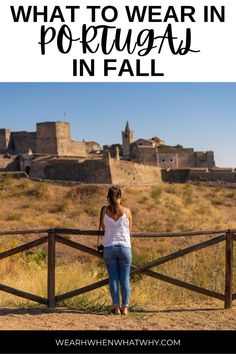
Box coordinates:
[36,121,87,157]
[0,128,11,153]
[122,121,134,159]
[36,121,71,155]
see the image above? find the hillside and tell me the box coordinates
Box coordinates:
[0,176,236,321]
[1,176,236,232]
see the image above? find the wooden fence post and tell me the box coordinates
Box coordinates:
[225,231,233,309]
[47,230,56,309]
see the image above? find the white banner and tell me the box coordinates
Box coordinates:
[0,0,235,82]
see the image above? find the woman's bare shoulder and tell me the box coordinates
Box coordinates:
[100,205,108,215]
[123,206,131,215]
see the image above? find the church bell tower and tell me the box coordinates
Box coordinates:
[122,121,134,159]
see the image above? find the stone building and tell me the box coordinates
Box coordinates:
[104,122,215,169]
[131,143,215,168]
[0,122,89,157]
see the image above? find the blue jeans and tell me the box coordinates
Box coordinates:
[103,245,132,307]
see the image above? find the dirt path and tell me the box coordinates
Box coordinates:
[1,306,236,330]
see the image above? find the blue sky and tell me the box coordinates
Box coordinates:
[0,83,235,167]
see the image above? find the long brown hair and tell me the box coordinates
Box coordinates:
[107,186,121,214]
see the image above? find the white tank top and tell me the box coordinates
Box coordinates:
[103,207,131,248]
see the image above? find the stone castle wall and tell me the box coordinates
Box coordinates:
[109,159,161,185]
[0,121,222,184]
[66,141,88,157]
[0,155,20,172]
[103,144,122,158]
[130,145,215,169]
[42,158,112,183]
[157,153,178,168]
[130,145,157,166]
[162,168,236,183]
[0,129,11,153]
[188,169,236,183]
[158,148,198,168]
[195,151,215,167]
[30,157,161,185]
[159,149,215,168]
[9,132,36,154]
[161,169,190,183]
[0,122,87,158]
[177,150,197,168]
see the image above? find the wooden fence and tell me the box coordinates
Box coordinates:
[0,228,235,309]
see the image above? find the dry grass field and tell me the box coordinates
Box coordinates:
[0,175,236,329]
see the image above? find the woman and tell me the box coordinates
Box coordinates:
[100,186,132,315]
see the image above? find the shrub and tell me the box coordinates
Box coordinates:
[3,174,14,186]
[67,185,107,201]
[131,207,138,217]
[131,251,155,283]
[21,248,46,266]
[182,185,194,206]
[29,182,49,199]
[5,213,23,221]
[195,205,210,215]
[211,196,225,206]
[165,219,177,232]
[165,185,177,194]
[150,186,162,201]
[225,192,236,199]
[183,194,193,206]
[214,185,223,192]
[138,196,148,204]
[17,179,30,191]
[145,220,161,232]
[84,203,99,217]
[53,199,70,213]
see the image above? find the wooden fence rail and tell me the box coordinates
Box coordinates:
[0,228,235,310]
